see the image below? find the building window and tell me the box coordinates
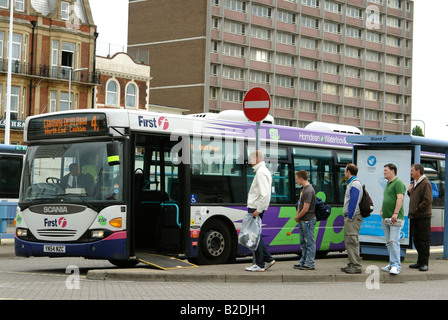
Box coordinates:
[224,20,246,35]
[275,96,294,110]
[344,106,360,118]
[277,31,295,45]
[106,80,119,106]
[60,92,73,111]
[50,91,57,113]
[61,42,75,68]
[9,86,20,120]
[277,10,296,24]
[222,66,245,80]
[275,75,294,88]
[61,2,70,20]
[250,49,271,62]
[126,83,137,108]
[322,82,339,95]
[324,1,341,13]
[322,103,339,115]
[302,16,320,29]
[276,53,295,67]
[222,89,244,103]
[345,66,361,78]
[222,43,245,58]
[251,26,271,40]
[324,21,340,34]
[302,0,319,8]
[301,57,319,71]
[344,86,361,98]
[252,3,271,19]
[224,0,246,13]
[300,79,318,92]
[299,100,317,112]
[15,0,24,11]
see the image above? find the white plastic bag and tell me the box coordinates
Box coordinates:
[238,213,262,251]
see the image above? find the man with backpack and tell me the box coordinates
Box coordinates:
[294,170,316,270]
[341,163,364,274]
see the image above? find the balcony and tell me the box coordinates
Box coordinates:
[0,59,99,85]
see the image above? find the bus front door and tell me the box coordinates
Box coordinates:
[133,135,187,256]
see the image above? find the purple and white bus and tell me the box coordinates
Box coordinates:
[15,109,444,267]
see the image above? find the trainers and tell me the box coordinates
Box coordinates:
[245,265,265,272]
[341,266,362,274]
[381,265,391,272]
[389,266,400,275]
[265,260,276,270]
[297,265,315,270]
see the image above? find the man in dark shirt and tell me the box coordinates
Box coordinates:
[294,170,316,270]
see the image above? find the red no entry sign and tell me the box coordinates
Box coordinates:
[242,87,271,122]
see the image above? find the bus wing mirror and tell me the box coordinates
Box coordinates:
[107,141,120,166]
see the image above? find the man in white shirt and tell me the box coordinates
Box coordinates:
[245,150,276,272]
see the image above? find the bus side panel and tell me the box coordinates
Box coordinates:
[192,205,346,256]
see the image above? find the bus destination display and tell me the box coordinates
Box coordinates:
[27,113,108,140]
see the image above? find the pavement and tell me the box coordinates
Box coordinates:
[2,238,447,284]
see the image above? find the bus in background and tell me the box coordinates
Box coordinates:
[0,145,26,237]
[420,154,445,245]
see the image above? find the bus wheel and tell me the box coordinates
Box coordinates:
[108,259,139,268]
[197,220,232,265]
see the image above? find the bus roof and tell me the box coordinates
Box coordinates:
[0,144,27,154]
[25,108,356,149]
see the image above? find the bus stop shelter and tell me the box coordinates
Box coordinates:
[346,135,448,260]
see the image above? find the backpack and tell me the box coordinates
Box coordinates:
[314,196,331,221]
[295,196,331,221]
[359,184,374,218]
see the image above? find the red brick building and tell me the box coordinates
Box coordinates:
[0,0,98,144]
[95,52,150,110]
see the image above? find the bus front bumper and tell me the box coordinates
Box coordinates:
[14,231,127,260]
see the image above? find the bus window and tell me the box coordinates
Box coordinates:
[293,147,335,203]
[336,151,352,165]
[422,159,445,207]
[0,155,22,198]
[190,138,245,203]
[268,162,292,204]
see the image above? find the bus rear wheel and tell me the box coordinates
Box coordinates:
[196,220,233,265]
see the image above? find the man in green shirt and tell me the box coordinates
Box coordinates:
[381,163,407,275]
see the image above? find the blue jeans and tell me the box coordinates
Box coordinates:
[298,218,316,268]
[382,219,404,269]
[248,209,273,268]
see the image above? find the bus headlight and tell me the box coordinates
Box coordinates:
[16,228,28,238]
[91,230,105,239]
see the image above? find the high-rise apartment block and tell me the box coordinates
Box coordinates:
[128,0,413,134]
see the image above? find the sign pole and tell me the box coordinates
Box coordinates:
[256,122,260,150]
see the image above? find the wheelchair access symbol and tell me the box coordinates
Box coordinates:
[190,194,197,204]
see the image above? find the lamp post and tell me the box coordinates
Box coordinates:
[4,0,14,144]
[68,67,88,109]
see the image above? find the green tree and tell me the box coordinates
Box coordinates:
[412,125,424,137]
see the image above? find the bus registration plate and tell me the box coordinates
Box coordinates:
[44,245,66,253]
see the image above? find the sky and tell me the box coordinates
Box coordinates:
[89,0,448,140]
